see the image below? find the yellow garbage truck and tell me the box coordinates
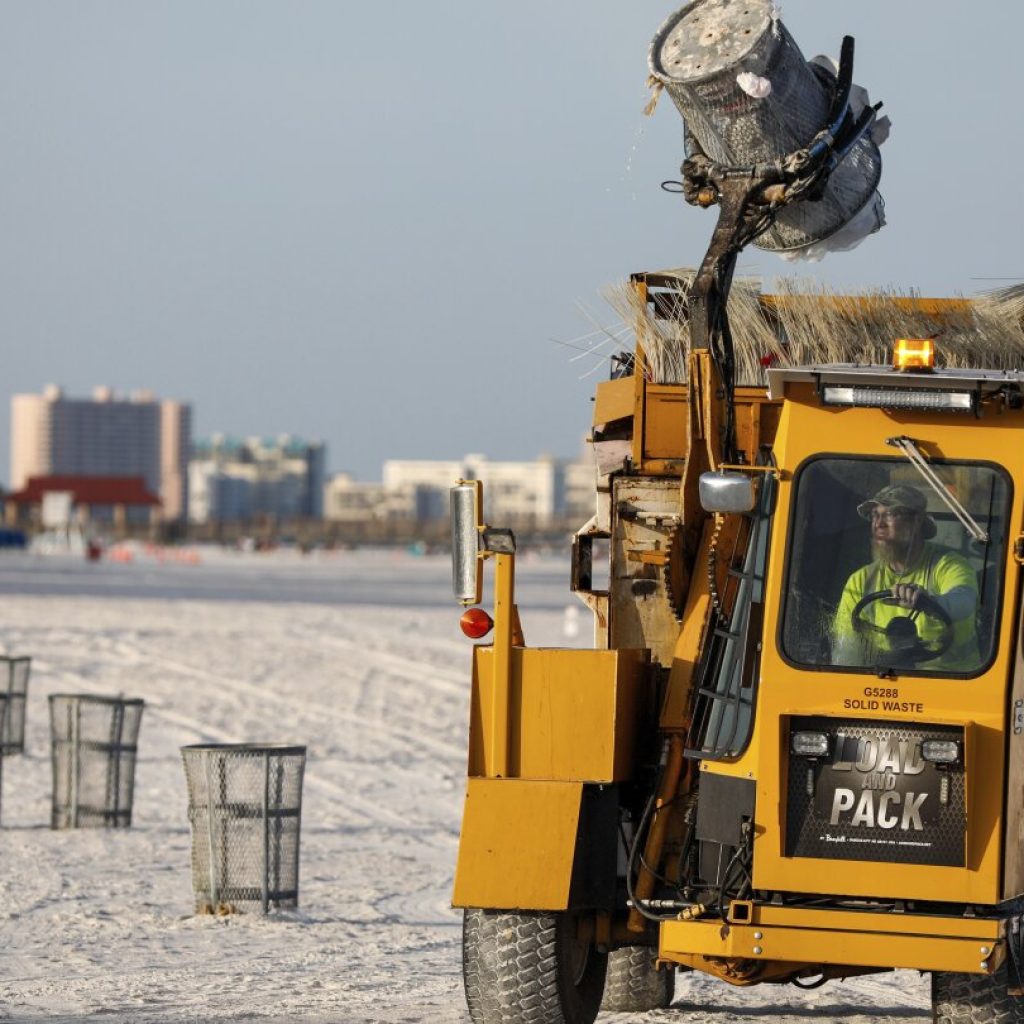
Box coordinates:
[449,3,1024,1022]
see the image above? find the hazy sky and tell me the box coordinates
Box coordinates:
[1,2,1020,483]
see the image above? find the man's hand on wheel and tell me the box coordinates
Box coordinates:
[891,582,941,616]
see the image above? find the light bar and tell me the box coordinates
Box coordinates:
[822,386,974,412]
[922,739,961,764]
[791,731,830,759]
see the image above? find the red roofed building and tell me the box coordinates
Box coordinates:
[5,475,162,534]
[10,386,191,523]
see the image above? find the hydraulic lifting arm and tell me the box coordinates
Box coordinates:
[628,37,882,933]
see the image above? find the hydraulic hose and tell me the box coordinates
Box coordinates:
[627,734,687,933]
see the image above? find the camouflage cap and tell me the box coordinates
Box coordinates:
[857,484,936,538]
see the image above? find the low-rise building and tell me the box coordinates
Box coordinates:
[564,457,598,523]
[348,449,597,527]
[5,475,162,533]
[323,473,421,524]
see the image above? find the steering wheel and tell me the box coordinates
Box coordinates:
[851,589,954,665]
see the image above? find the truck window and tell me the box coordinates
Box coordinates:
[780,457,1011,676]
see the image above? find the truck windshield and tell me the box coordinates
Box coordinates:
[781,457,1011,676]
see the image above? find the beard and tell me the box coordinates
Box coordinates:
[872,535,917,567]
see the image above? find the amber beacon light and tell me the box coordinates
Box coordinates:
[460,607,494,639]
[893,337,936,372]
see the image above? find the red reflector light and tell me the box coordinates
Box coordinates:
[460,608,494,639]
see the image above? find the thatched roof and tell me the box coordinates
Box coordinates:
[604,271,1024,385]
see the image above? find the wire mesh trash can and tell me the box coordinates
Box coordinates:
[1,657,31,755]
[648,0,885,254]
[0,694,7,822]
[49,694,145,828]
[181,744,307,915]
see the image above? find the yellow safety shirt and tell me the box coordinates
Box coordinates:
[833,543,979,672]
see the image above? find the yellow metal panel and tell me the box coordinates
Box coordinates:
[1003,622,1024,899]
[735,388,783,465]
[751,391,1024,906]
[752,904,1001,940]
[487,552,515,778]
[660,918,1001,975]
[453,778,582,910]
[594,379,780,471]
[469,647,648,782]
[593,375,636,426]
[632,363,646,469]
[644,385,688,459]
[660,516,725,730]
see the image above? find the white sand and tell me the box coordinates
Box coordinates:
[0,548,929,1022]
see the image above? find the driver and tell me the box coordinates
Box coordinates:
[832,484,979,671]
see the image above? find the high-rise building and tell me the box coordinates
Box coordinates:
[10,385,192,523]
[159,401,191,523]
[188,435,325,524]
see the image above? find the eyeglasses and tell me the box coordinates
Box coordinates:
[870,508,914,523]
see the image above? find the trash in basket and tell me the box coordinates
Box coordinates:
[181,744,307,915]
[49,694,144,828]
[0,656,30,755]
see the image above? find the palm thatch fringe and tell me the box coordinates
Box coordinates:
[603,273,1024,386]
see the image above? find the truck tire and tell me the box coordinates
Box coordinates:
[933,966,1024,1023]
[462,908,607,1024]
[600,944,675,1012]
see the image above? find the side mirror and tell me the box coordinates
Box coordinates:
[450,481,483,604]
[699,471,757,514]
